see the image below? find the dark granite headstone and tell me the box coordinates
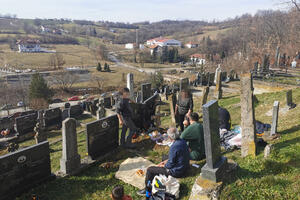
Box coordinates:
[0,141,52,200]
[69,105,83,118]
[62,109,70,121]
[141,83,152,103]
[0,116,15,132]
[86,115,119,160]
[15,113,38,136]
[180,78,189,91]
[201,100,228,182]
[43,108,62,129]
[103,97,112,109]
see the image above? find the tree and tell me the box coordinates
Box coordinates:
[49,53,66,70]
[150,72,164,89]
[92,75,106,92]
[104,63,110,72]
[29,73,53,102]
[97,63,102,71]
[50,71,79,92]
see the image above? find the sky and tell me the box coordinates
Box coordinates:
[0,0,279,22]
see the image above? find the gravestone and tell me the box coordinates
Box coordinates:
[103,96,112,108]
[86,115,119,160]
[201,100,228,182]
[0,141,52,200]
[60,118,81,175]
[136,91,142,103]
[43,108,62,129]
[69,104,83,118]
[127,73,134,99]
[275,46,280,67]
[240,73,256,157]
[201,87,210,106]
[214,71,222,99]
[0,116,14,132]
[34,122,47,144]
[286,90,296,109]
[97,106,106,120]
[180,78,189,91]
[214,65,221,84]
[15,113,38,136]
[62,109,70,121]
[170,93,177,124]
[270,101,280,136]
[141,83,152,102]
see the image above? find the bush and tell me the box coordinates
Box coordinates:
[97,63,102,72]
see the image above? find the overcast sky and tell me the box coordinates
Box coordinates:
[0,0,279,22]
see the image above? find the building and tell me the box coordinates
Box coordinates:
[190,53,206,65]
[186,42,199,49]
[16,39,42,53]
[125,43,135,49]
[146,37,181,47]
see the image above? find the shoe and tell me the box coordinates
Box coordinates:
[137,188,146,196]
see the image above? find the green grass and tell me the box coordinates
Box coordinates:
[12,86,300,200]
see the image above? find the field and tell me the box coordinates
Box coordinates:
[12,83,300,200]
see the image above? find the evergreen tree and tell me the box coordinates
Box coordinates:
[104,63,108,71]
[173,48,178,63]
[150,71,164,89]
[97,63,102,71]
[29,73,53,102]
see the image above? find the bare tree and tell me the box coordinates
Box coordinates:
[91,75,106,92]
[50,71,79,92]
[49,53,66,70]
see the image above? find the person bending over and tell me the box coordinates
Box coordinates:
[116,88,138,149]
[180,112,205,161]
[137,127,190,196]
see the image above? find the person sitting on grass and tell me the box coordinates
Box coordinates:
[137,127,190,196]
[180,112,205,161]
[111,185,133,200]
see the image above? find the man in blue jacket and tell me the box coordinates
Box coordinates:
[137,127,190,196]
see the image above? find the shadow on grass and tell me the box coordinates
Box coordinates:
[279,125,300,135]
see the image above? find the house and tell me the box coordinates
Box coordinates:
[146,37,181,47]
[190,53,206,65]
[16,39,42,53]
[125,43,135,49]
[186,42,198,49]
[149,44,162,56]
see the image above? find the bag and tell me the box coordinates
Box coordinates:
[151,175,180,199]
[150,191,176,200]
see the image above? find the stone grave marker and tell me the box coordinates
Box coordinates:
[170,93,177,124]
[34,122,47,144]
[201,100,228,182]
[141,83,152,102]
[103,96,112,108]
[240,73,256,157]
[286,90,296,109]
[15,113,38,136]
[0,116,15,132]
[127,73,134,99]
[43,108,62,129]
[214,71,222,99]
[0,141,52,200]
[97,106,106,120]
[180,78,189,91]
[201,87,210,107]
[69,104,83,118]
[270,101,280,136]
[86,115,119,160]
[60,118,81,175]
[61,109,70,121]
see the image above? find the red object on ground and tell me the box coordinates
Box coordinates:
[132,133,138,139]
[68,96,79,101]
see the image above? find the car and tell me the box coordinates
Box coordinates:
[51,99,63,103]
[17,101,24,107]
[0,104,13,111]
[68,96,80,101]
[82,94,90,99]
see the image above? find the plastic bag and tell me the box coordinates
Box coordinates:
[151,175,180,199]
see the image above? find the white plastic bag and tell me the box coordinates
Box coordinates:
[151,175,180,198]
[228,133,242,147]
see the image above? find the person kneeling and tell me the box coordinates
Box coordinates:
[137,127,190,196]
[180,112,205,161]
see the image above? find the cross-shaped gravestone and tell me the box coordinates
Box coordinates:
[60,118,81,175]
[240,73,256,157]
[270,101,280,136]
[214,71,222,100]
[127,73,134,99]
[201,100,228,182]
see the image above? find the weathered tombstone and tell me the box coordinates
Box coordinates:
[136,91,142,103]
[169,93,177,125]
[65,102,70,109]
[201,100,228,182]
[141,83,152,102]
[43,108,62,129]
[34,122,47,144]
[86,115,119,160]
[69,105,83,118]
[97,106,106,120]
[60,118,81,175]
[103,97,112,109]
[286,90,296,109]
[127,73,134,99]
[0,141,52,200]
[240,73,256,157]
[180,78,189,91]
[201,87,210,106]
[214,65,221,84]
[214,71,222,99]
[0,116,15,132]
[62,109,70,121]
[15,113,38,136]
[275,46,280,67]
[270,101,280,136]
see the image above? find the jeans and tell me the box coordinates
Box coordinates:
[120,117,137,145]
[145,166,170,186]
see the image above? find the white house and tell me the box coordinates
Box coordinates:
[146,37,181,47]
[125,43,135,49]
[16,39,42,53]
[190,53,206,65]
[186,42,198,49]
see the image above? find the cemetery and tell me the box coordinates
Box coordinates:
[0,71,300,200]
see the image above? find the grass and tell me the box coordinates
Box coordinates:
[10,84,300,200]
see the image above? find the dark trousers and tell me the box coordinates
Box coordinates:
[178,113,186,132]
[145,166,170,186]
[120,117,137,145]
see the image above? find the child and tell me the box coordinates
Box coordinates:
[111,185,133,200]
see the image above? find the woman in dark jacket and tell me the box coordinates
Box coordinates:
[175,90,193,131]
